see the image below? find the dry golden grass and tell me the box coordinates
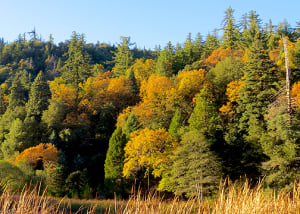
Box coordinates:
[1,179,300,213]
[0,185,62,213]
[211,179,300,214]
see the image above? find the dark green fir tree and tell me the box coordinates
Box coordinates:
[112,37,133,77]
[104,126,127,197]
[170,130,221,201]
[26,71,51,121]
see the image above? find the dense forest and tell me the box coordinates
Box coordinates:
[0,7,300,200]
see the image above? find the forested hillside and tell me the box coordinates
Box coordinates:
[1,8,300,200]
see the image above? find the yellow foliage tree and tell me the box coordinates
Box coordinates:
[134,74,174,128]
[219,80,244,115]
[49,77,77,108]
[123,128,175,178]
[269,38,296,70]
[130,59,156,82]
[176,69,206,101]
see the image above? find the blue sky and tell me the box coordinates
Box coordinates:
[0,0,299,49]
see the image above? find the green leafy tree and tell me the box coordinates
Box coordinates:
[169,130,221,201]
[112,37,134,77]
[0,160,24,191]
[207,57,244,107]
[0,106,26,146]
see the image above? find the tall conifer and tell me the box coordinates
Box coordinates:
[236,32,279,179]
[26,71,51,121]
[104,127,127,196]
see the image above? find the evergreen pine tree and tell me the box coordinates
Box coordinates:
[242,11,261,48]
[265,19,277,51]
[182,33,194,65]
[235,32,279,179]
[202,33,220,59]
[123,112,139,140]
[112,37,133,77]
[0,88,7,115]
[8,77,26,110]
[48,163,67,197]
[168,109,182,141]
[26,71,51,121]
[170,130,221,201]
[127,69,139,96]
[104,127,127,196]
[193,33,203,60]
[188,87,219,138]
[62,32,90,99]
[172,43,184,73]
[221,7,240,49]
[156,42,174,76]
[262,103,300,188]
[1,118,26,159]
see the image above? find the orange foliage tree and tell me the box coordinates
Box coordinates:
[205,47,244,67]
[291,81,300,107]
[15,143,59,171]
[78,71,134,114]
[123,128,176,178]
[106,76,134,110]
[269,38,296,70]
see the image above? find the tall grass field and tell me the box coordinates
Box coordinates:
[0,179,300,213]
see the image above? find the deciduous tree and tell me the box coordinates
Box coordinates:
[123,128,175,179]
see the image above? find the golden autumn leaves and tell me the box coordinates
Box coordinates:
[123,128,176,178]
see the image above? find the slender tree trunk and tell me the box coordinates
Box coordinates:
[283,36,291,116]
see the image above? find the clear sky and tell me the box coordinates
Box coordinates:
[0,0,299,49]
